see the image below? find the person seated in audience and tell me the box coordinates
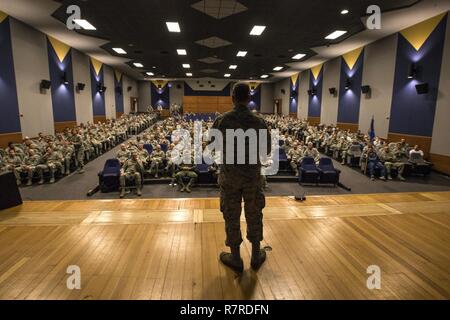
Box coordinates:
[166,144,179,186]
[302,142,320,164]
[287,142,303,176]
[409,144,424,158]
[149,145,165,178]
[175,159,197,193]
[409,145,431,165]
[117,144,130,166]
[43,146,64,184]
[119,152,144,198]
[4,149,24,185]
[21,149,46,185]
[366,146,386,181]
[70,128,85,174]
[137,143,150,167]
[380,146,406,181]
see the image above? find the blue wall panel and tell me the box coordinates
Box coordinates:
[308,69,323,118]
[114,75,124,114]
[0,17,21,134]
[337,51,364,124]
[389,17,447,137]
[248,85,261,111]
[289,78,299,114]
[151,83,170,109]
[47,40,76,123]
[90,64,106,116]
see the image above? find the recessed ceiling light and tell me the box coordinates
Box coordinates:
[146,72,154,76]
[112,48,127,54]
[182,64,191,68]
[292,53,306,60]
[186,73,193,77]
[229,65,237,69]
[224,74,231,78]
[325,30,347,40]
[166,22,180,32]
[260,75,269,79]
[237,51,248,57]
[250,25,266,36]
[177,49,187,55]
[133,62,144,68]
[273,66,283,71]
[341,9,349,15]
[73,19,96,30]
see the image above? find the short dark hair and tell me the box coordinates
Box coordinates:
[232,83,250,103]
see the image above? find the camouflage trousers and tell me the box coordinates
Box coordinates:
[218,172,265,247]
[120,172,141,188]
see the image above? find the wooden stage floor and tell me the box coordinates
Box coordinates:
[0,191,449,300]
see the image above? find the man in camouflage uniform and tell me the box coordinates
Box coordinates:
[212,83,270,273]
[4,149,24,185]
[174,158,197,193]
[380,146,406,181]
[302,142,320,164]
[21,149,46,185]
[43,146,64,184]
[71,128,85,174]
[149,145,165,178]
[119,152,144,198]
[287,142,303,176]
[117,144,130,165]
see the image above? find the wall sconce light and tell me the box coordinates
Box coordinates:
[345,78,351,90]
[97,83,106,93]
[62,72,69,85]
[307,88,317,96]
[408,63,417,79]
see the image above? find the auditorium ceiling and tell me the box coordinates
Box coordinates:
[50,0,422,80]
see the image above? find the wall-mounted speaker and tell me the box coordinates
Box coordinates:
[281,89,286,94]
[361,85,371,94]
[76,83,85,92]
[177,84,182,89]
[415,83,429,95]
[40,80,51,90]
[329,87,337,95]
[127,86,132,92]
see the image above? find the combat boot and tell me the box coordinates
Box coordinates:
[78,168,85,174]
[136,186,142,196]
[119,188,126,198]
[49,175,55,184]
[38,178,44,185]
[387,174,393,180]
[219,252,244,273]
[26,179,32,186]
[398,174,406,181]
[251,249,267,270]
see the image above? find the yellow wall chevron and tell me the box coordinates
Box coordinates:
[0,10,9,23]
[311,64,323,80]
[47,36,71,63]
[400,13,446,51]
[343,47,364,70]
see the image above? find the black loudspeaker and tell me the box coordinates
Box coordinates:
[361,85,371,94]
[40,80,51,90]
[415,83,429,95]
[76,83,85,91]
[0,172,22,210]
[177,84,182,89]
[127,86,132,92]
[329,87,336,95]
[281,89,286,94]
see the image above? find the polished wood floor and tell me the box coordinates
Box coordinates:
[0,191,449,299]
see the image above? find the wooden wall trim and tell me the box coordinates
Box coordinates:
[289,113,298,118]
[429,153,450,175]
[93,116,107,123]
[183,96,232,113]
[387,132,432,158]
[308,117,321,125]
[116,112,124,118]
[0,132,23,148]
[54,121,77,133]
[337,122,359,133]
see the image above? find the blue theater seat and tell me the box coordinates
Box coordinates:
[299,156,319,185]
[317,157,341,186]
[98,159,121,192]
[196,163,216,184]
[143,144,153,155]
